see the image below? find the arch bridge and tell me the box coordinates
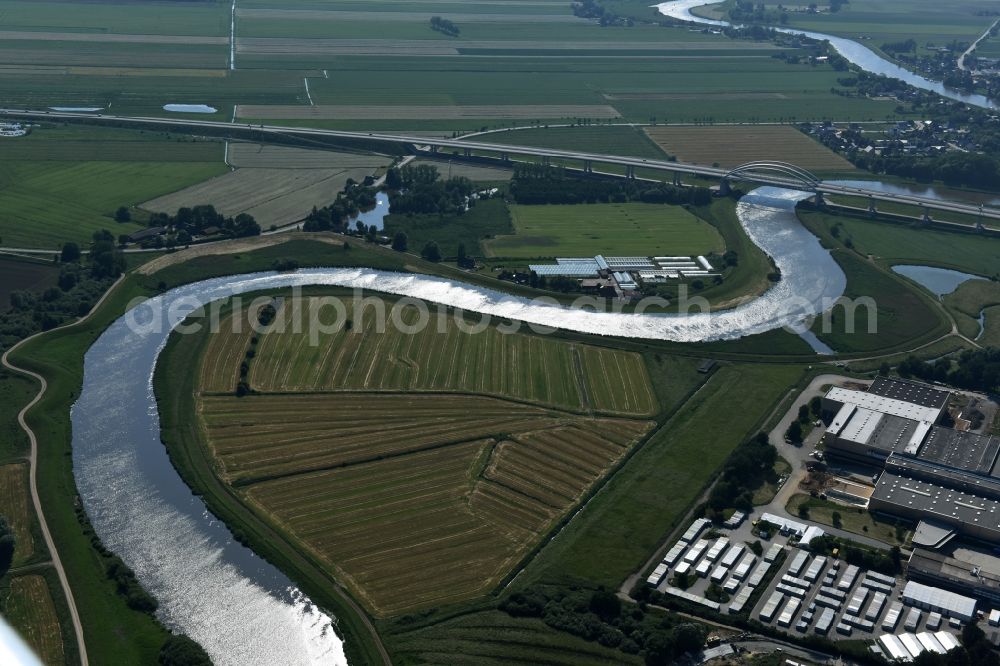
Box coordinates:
[720,161,824,201]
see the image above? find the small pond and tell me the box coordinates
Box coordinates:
[348,193,391,231]
[891,265,982,298]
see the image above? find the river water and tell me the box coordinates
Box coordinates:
[656,0,997,110]
[71,184,845,665]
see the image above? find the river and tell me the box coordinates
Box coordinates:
[70,185,845,665]
[656,0,997,110]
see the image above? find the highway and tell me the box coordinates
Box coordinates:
[4,107,1000,224]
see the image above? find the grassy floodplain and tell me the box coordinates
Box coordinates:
[943,279,1000,343]
[485,202,723,259]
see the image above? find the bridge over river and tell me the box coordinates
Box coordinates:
[3,108,997,228]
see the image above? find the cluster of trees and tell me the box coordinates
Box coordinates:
[571,0,632,26]
[303,183,378,233]
[786,397,822,444]
[881,38,917,55]
[706,432,778,515]
[0,517,15,578]
[854,151,1000,189]
[1,233,125,352]
[510,165,712,206]
[897,349,1000,393]
[727,0,788,25]
[142,204,260,248]
[158,635,213,666]
[429,16,459,36]
[385,164,475,216]
[809,535,902,575]
[500,586,706,665]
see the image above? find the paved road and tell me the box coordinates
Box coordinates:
[5,108,1000,223]
[0,278,129,666]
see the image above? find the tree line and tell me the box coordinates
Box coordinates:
[510,164,712,206]
[897,349,1000,393]
[501,585,706,665]
[141,204,261,248]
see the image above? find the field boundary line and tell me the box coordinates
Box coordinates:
[1,275,127,666]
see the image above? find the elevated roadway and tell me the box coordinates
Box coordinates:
[4,108,999,226]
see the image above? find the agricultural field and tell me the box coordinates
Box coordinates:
[240,418,651,615]
[3,575,65,666]
[0,0,897,127]
[643,125,856,174]
[141,164,382,229]
[0,255,59,311]
[409,158,513,182]
[239,299,657,415]
[0,127,226,248]
[485,202,724,259]
[770,0,994,61]
[192,298,660,614]
[226,143,388,170]
[0,463,34,565]
[470,125,667,160]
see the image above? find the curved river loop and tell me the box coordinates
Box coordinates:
[72,186,845,664]
[656,0,997,110]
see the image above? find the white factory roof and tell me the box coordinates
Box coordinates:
[839,407,884,445]
[760,512,808,536]
[902,581,977,621]
[905,421,934,455]
[827,403,857,436]
[827,387,944,424]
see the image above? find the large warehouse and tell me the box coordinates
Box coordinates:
[821,377,1000,545]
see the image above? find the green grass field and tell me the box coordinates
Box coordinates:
[485,202,723,259]
[470,125,667,159]
[942,279,1000,340]
[386,610,641,665]
[800,209,1000,277]
[0,128,226,248]
[810,248,950,353]
[383,197,513,258]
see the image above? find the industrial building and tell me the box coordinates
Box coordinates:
[821,377,1000,546]
[907,548,1000,607]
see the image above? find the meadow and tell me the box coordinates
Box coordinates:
[191,297,659,615]
[387,610,641,665]
[470,125,667,160]
[942,279,1000,340]
[3,575,65,665]
[485,202,724,259]
[0,463,34,565]
[643,125,857,174]
[0,127,226,248]
[800,209,1000,277]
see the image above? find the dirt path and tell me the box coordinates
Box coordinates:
[0,276,128,666]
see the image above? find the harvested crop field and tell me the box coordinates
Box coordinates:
[190,294,661,614]
[226,143,388,170]
[643,125,855,173]
[0,30,227,45]
[239,299,657,415]
[239,416,652,615]
[4,575,64,665]
[141,166,377,227]
[0,464,34,564]
[236,104,621,119]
